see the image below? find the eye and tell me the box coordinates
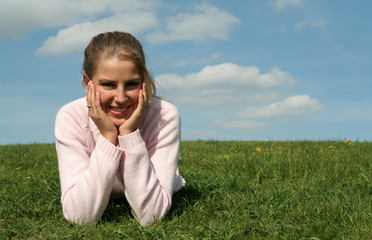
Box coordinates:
[125,81,140,89]
[101,82,116,88]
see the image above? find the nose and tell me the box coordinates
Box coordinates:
[114,87,127,104]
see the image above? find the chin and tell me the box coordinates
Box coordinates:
[107,116,124,127]
[112,120,125,128]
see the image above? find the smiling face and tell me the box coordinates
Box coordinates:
[86,57,142,127]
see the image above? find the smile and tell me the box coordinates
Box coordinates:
[109,106,130,116]
[111,106,128,112]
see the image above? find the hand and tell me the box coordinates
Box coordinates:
[118,82,149,136]
[86,81,118,145]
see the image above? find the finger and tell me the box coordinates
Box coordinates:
[142,81,148,104]
[89,81,96,110]
[95,90,102,113]
[130,89,142,118]
[139,89,144,107]
[87,81,93,110]
[91,83,107,117]
[89,81,100,116]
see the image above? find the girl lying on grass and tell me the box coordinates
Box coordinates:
[55,31,186,226]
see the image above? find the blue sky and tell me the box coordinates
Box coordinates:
[0,0,371,145]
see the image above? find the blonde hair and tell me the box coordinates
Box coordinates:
[82,31,156,100]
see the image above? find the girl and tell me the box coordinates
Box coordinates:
[55,31,185,226]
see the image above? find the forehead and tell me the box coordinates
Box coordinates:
[94,57,140,80]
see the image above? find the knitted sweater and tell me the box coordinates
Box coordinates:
[55,96,186,226]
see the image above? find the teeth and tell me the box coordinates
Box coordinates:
[112,107,127,112]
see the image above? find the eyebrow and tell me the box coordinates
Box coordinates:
[97,78,142,83]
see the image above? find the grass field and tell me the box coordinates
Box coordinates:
[1,140,372,239]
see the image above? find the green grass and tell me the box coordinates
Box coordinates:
[1,141,372,239]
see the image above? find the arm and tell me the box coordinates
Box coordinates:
[55,105,122,225]
[118,106,181,226]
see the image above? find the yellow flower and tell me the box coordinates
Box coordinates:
[234,150,238,153]
[256,147,262,152]
[344,140,348,144]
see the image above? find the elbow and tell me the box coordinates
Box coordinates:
[62,198,99,226]
[63,209,97,226]
[137,191,172,227]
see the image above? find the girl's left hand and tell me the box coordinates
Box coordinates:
[86,80,118,145]
[118,82,149,136]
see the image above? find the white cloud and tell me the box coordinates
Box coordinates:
[1,0,239,55]
[36,11,158,55]
[156,63,297,95]
[146,2,240,43]
[269,0,304,11]
[0,0,159,52]
[294,18,326,30]
[155,63,322,134]
[155,63,298,120]
[159,91,281,109]
[0,0,90,39]
[238,95,324,118]
[0,0,155,39]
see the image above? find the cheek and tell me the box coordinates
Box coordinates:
[97,89,112,104]
[129,89,140,103]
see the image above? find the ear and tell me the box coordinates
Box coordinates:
[83,74,90,93]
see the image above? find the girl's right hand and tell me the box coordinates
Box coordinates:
[86,81,118,145]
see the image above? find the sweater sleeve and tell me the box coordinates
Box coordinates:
[55,105,122,225]
[117,106,181,226]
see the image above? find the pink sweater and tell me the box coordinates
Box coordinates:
[55,96,186,226]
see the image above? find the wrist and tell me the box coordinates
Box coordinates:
[119,127,136,136]
[117,129,143,148]
[102,132,118,145]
